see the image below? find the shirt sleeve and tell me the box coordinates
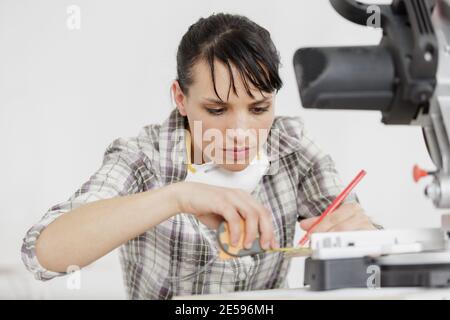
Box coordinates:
[296,153,359,221]
[21,137,149,281]
[296,144,383,229]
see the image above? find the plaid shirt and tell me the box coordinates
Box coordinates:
[21,108,360,299]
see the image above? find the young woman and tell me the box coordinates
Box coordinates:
[22,13,379,299]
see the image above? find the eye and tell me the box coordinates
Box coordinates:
[251,105,270,115]
[205,106,226,116]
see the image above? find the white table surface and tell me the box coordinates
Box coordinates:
[174,286,450,300]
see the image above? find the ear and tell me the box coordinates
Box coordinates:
[172,80,188,116]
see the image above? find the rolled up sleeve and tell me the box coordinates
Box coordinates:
[21,137,148,280]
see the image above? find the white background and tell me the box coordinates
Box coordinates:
[0,0,445,299]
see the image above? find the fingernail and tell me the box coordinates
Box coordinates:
[245,241,252,249]
[262,242,270,250]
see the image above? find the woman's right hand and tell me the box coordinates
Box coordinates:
[173,181,279,251]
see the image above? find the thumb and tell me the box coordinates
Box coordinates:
[299,216,320,231]
[197,214,223,230]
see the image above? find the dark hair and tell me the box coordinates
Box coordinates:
[176,13,283,101]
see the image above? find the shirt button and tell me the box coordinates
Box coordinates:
[237,271,247,281]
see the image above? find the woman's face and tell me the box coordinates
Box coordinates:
[172,59,275,172]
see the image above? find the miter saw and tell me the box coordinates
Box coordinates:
[293,0,450,290]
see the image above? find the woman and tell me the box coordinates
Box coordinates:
[22,13,379,299]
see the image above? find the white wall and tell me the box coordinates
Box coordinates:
[0,0,444,299]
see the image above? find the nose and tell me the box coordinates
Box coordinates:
[230,110,249,130]
[225,111,254,145]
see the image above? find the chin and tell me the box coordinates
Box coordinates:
[219,163,249,172]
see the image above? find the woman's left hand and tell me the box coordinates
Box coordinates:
[299,202,377,234]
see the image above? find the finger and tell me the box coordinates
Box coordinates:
[329,215,375,232]
[310,206,358,233]
[242,209,259,249]
[271,236,280,249]
[258,208,274,250]
[218,204,243,246]
[328,218,362,232]
[328,203,363,225]
[197,214,223,229]
[227,191,259,249]
[235,190,274,250]
[299,217,320,231]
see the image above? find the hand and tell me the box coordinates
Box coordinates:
[174,181,279,250]
[299,202,377,236]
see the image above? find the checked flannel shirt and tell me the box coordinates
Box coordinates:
[22,107,363,299]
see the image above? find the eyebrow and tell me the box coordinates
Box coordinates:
[201,96,272,107]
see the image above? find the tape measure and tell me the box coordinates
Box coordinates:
[217,220,312,260]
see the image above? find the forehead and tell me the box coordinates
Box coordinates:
[189,59,272,103]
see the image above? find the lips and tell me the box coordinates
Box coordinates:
[224,147,250,152]
[222,146,253,160]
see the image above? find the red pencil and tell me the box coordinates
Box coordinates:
[298,169,367,246]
